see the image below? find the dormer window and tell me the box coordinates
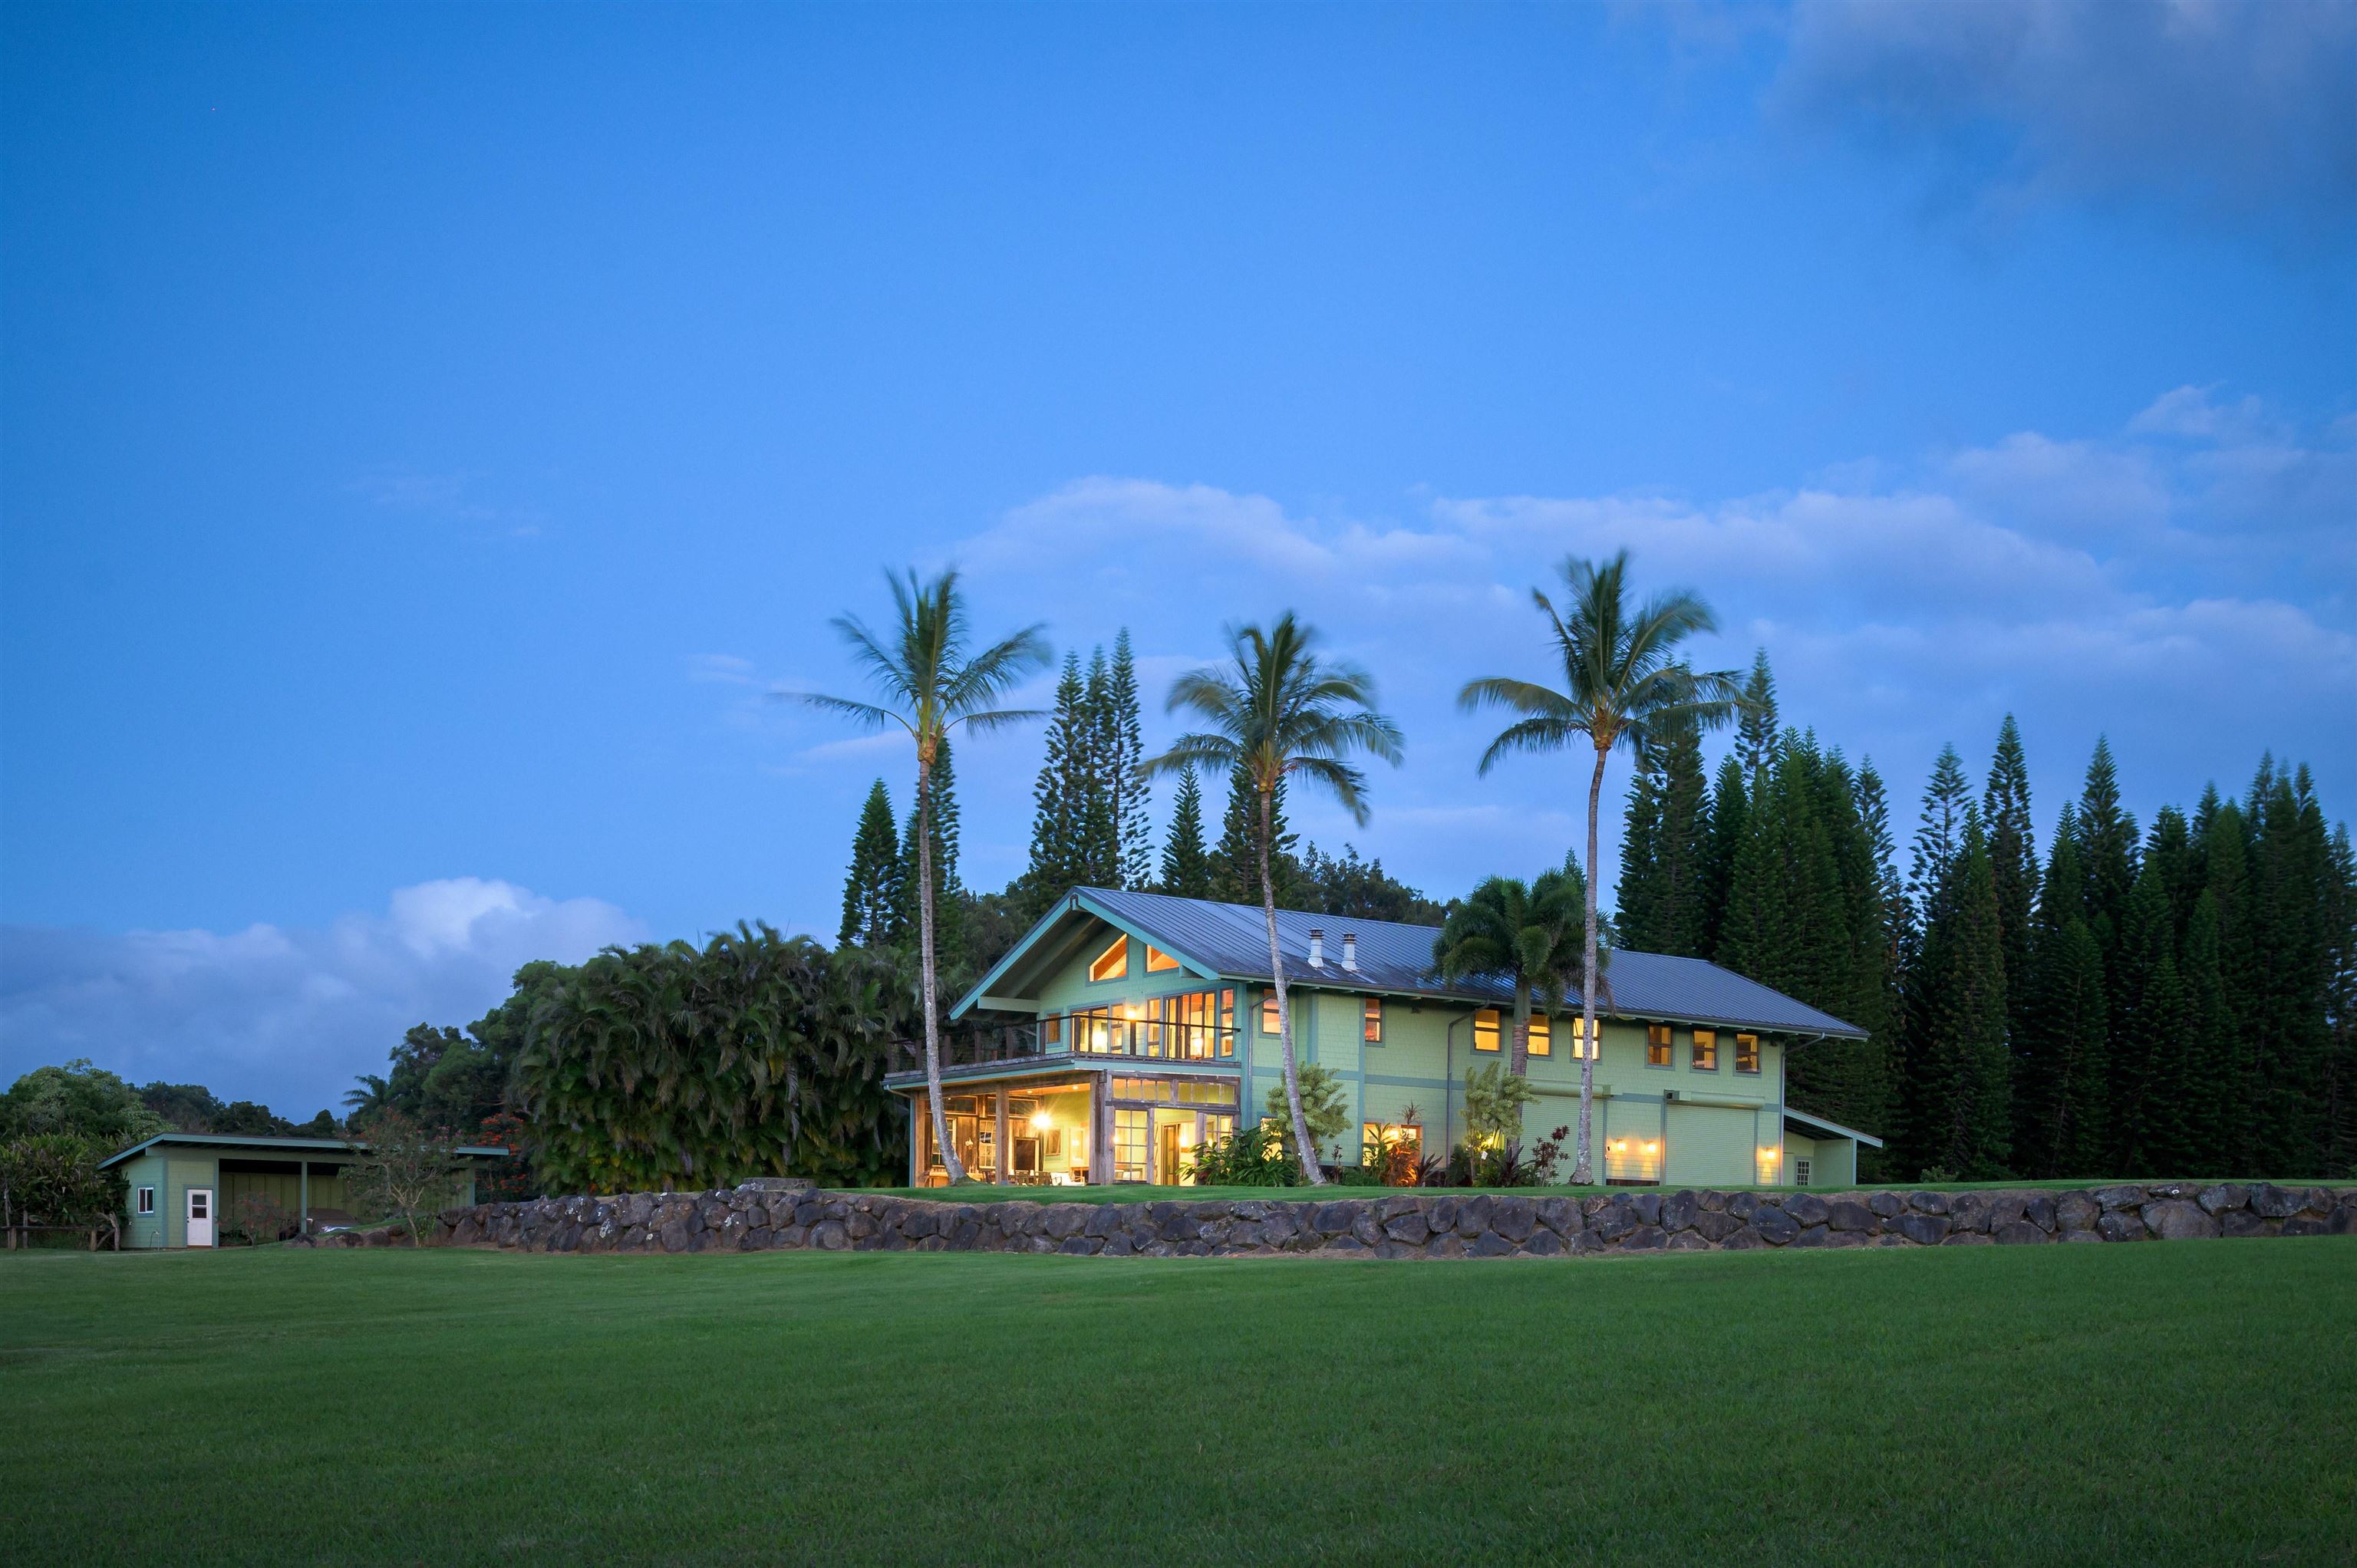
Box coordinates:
[1088,937,1129,983]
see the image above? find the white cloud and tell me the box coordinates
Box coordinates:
[0,879,646,1118]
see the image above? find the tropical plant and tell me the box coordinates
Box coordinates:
[1431,872,1582,1076]
[342,1073,393,1122]
[793,567,1052,1183]
[514,925,914,1194]
[1258,1060,1351,1168]
[1460,1061,1536,1177]
[1144,614,1404,1185]
[1185,1122,1300,1186]
[1460,551,1742,1183]
[2,1133,126,1245]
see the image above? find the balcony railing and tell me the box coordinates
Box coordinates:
[892,1013,1239,1074]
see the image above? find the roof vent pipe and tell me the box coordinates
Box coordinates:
[1307,929,1325,968]
[1341,932,1357,970]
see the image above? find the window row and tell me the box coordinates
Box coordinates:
[1643,1023,1762,1075]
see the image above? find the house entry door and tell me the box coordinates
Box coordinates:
[186,1188,215,1247]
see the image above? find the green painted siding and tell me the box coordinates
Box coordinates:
[220,1166,351,1227]
[1665,1102,1755,1188]
[120,1154,169,1248]
[164,1152,219,1247]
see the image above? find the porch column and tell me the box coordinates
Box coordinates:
[1089,1074,1111,1184]
[908,1096,923,1186]
[994,1087,1010,1185]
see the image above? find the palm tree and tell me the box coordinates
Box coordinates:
[1430,870,1583,1079]
[342,1074,392,1122]
[1460,552,1743,1184]
[793,567,1050,1184]
[1142,614,1403,1186]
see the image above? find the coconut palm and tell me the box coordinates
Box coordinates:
[1460,552,1743,1184]
[1430,869,1584,1079]
[1142,614,1403,1186]
[793,568,1050,1183]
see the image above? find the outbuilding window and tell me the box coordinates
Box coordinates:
[136,1185,156,1215]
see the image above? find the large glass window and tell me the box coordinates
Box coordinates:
[1069,989,1236,1059]
[1089,937,1129,983]
[1113,1109,1150,1182]
[1362,997,1383,1045]
[1647,1023,1673,1067]
[1473,1008,1501,1052]
[1734,1033,1761,1075]
[1691,1029,1718,1071]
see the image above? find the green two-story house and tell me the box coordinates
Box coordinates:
[886,886,1879,1189]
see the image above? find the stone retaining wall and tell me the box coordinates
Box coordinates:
[433,1180,2356,1260]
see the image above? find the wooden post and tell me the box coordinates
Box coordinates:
[1089,1075,1111,1185]
[299,1160,310,1237]
[994,1087,1010,1185]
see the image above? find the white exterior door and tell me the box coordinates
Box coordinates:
[186,1187,215,1247]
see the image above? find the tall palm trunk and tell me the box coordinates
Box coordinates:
[1573,743,1607,1185]
[1511,980,1531,1078]
[916,756,965,1184]
[1262,788,1325,1186]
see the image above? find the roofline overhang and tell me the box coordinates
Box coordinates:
[102,1132,512,1169]
[1782,1106,1884,1148]
[948,888,1221,1020]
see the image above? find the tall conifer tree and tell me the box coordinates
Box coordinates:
[1019,654,1091,913]
[893,736,964,967]
[1106,629,1152,889]
[1211,761,1297,907]
[1736,650,1778,783]
[1076,648,1120,884]
[1695,755,1748,960]
[838,779,902,947]
[1159,761,1213,898]
[1899,816,2012,1178]
[1617,714,1710,957]
[2075,738,2141,1025]
[1983,716,2038,1059]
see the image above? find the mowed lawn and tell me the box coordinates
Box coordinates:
[5,1242,2353,1567]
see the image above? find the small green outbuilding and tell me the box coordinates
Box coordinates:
[100,1132,511,1249]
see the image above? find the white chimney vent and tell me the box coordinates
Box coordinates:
[1307,928,1325,968]
[1341,932,1358,970]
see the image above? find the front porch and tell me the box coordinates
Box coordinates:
[890,1061,1241,1188]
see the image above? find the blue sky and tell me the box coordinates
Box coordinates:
[4,2,2352,1115]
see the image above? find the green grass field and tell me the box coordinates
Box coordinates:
[5,1241,2352,1566]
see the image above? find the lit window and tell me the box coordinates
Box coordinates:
[1089,937,1129,983]
[136,1186,156,1216]
[1735,1033,1760,1075]
[1362,997,1383,1045]
[1260,993,1281,1034]
[1145,944,1181,974]
[1528,1013,1551,1056]
[1561,1016,1599,1060]
[1040,1015,1063,1047]
[1472,1008,1501,1052]
[1692,1029,1718,1071]
[1646,1023,1672,1067]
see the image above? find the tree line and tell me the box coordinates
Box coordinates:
[1614,654,2357,1182]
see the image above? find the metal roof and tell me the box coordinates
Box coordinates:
[101,1132,513,1169]
[1782,1107,1884,1148]
[955,886,1867,1039]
